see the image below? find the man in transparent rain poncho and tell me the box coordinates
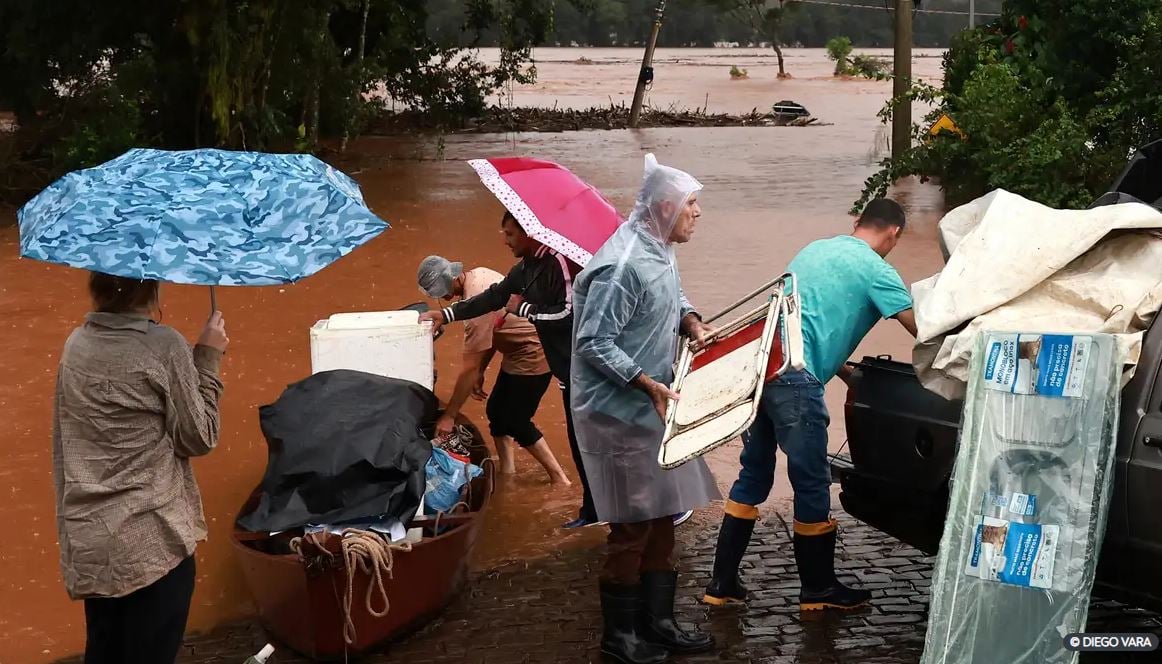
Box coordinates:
[571,154,720,664]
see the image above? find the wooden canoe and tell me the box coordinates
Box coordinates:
[230,420,493,661]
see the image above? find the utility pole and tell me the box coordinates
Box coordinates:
[629,0,667,128]
[892,0,913,161]
[969,0,975,28]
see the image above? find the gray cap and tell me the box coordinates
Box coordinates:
[417,255,463,298]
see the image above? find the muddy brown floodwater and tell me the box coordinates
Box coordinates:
[0,48,948,662]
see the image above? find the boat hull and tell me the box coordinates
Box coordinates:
[231,421,493,661]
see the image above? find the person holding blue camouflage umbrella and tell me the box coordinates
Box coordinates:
[19,147,389,663]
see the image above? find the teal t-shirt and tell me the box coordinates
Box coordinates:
[787,235,913,384]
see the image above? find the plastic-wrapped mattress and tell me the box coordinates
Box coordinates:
[922,332,1121,664]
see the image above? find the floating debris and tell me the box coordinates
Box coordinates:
[772,100,809,119]
[366,102,825,135]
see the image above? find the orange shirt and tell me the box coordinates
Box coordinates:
[461,268,549,376]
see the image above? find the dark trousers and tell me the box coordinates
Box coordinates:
[603,517,676,585]
[562,385,597,521]
[84,555,196,664]
[486,370,551,447]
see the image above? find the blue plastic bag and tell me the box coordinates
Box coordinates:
[424,447,483,515]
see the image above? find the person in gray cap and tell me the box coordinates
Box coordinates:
[420,211,602,528]
[416,255,463,301]
[418,255,571,485]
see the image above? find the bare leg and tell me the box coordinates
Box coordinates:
[525,438,572,486]
[495,435,517,474]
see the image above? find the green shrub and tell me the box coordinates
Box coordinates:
[850,54,888,78]
[855,2,1162,212]
[825,36,853,75]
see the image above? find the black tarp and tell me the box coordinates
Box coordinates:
[236,370,437,533]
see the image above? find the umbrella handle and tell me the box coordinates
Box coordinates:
[209,286,218,314]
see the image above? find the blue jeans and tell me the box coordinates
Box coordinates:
[727,370,831,524]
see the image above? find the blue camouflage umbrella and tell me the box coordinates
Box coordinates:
[18,148,389,302]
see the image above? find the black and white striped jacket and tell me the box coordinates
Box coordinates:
[443,246,578,383]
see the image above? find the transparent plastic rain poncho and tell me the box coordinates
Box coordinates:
[922,331,1122,664]
[569,154,720,523]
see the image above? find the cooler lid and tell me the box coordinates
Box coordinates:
[321,310,421,330]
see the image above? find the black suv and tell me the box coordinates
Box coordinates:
[831,140,1162,611]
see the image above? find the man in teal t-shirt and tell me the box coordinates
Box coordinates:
[703,198,918,613]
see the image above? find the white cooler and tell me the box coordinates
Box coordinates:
[309,311,435,391]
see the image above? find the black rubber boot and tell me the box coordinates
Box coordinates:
[599,582,670,664]
[639,571,715,653]
[794,520,871,611]
[702,511,756,606]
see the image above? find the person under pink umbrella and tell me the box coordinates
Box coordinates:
[422,157,702,529]
[416,253,573,486]
[418,157,621,528]
[421,209,603,527]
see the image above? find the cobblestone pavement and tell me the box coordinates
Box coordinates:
[66,511,1161,664]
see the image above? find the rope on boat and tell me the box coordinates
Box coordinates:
[339,529,412,645]
[432,501,470,534]
[289,528,413,645]
[289,530,331,560]
[282,430,490,647]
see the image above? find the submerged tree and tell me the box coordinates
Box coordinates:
[826,35,854,75]
[710,0,800,77]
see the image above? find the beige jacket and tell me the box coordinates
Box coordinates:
[53,312,223,599]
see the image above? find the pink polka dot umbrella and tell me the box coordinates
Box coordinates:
[468,157,622,267]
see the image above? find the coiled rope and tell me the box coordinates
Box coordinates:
[290,528,413,645]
